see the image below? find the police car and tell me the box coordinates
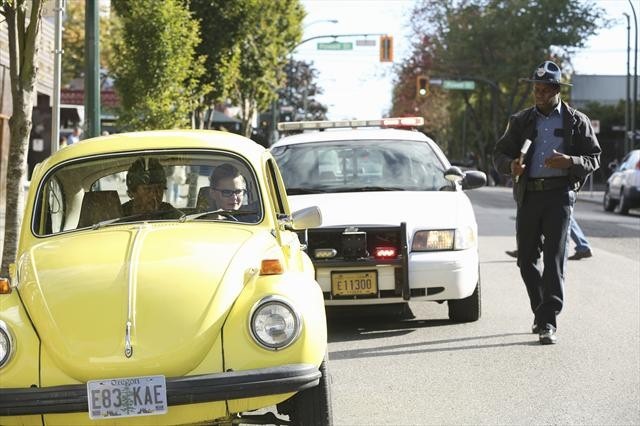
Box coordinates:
[271,117,486,322]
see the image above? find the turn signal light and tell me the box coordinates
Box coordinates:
[374,246,397,260]
[260,259,284,275]
[0,278,11,294]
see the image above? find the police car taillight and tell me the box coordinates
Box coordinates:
[374,246,398,260]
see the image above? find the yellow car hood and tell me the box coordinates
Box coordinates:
[19,224,260,381]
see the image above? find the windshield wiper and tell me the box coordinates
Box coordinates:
[286,187,330,195]
[180,208,258,222]
[93,208,181,229]
[331,186,407,193]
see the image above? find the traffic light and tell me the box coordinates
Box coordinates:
[379,35,393,62]
[416,75,429,98]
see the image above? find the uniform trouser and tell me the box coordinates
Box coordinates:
[516,188,575,330]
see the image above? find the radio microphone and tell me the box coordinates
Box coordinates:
[514,139,532,183]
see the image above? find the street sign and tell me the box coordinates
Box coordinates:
[317,42,353,50]
[356,39,376,46]
[429,79,443,86]
[442,80,476,90]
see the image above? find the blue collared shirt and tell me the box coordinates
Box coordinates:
[528,102,568,178]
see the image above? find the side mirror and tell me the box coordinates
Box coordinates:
[290,206,322,230]
[461,170,487,190]
[444,166,464,183]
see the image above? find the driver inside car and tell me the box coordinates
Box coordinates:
[209,163,247,211]
[121,157,182,219]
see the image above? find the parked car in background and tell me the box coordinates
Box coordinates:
[0,130,332,425]
[603,149,640,214]
[271,117,486,322]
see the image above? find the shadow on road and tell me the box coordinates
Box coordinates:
[328,332,537,361]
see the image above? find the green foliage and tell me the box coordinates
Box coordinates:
[231,0,305,136]
[396,0,606,170]
[189,0,252,103]
[61,1,117,87]
[279,59,327,121]
[111,0,209,130]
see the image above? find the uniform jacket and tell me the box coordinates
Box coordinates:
[493,100,601,207]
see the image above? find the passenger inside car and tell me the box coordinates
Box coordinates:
[209,163,248,211]
[121,157,182,219]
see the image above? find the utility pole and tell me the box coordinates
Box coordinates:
[85,0,100,138]
[51,0,65,153]
[630,0,638,149]
[625,13,631,154]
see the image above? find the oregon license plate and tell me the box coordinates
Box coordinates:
[87,375,167,420]
[331,270,378,296]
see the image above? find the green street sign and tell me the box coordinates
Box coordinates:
[442,80,476,90]
[317,42,353,51]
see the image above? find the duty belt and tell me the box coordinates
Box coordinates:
[525,177,570,192]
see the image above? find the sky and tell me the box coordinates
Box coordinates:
[296,0,633,120]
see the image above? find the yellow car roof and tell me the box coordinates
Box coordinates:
[42,130,266,171]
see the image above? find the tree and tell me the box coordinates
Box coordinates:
[279,59,328,121]
[1,0,45,275]
[189,0,251,126]
[395,0,606,171]
[230,0,305,137]
[61,1,116,87]
[110,0,209,130]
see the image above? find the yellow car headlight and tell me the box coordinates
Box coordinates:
[412,227,476,251]
[0,320,14,368]
[249,296,301,350]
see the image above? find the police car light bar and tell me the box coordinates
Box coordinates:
[277,117,424,132]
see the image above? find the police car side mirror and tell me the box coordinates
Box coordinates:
[461,170,487,190]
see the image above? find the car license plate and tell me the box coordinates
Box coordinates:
[87,375,167,420]
[331,270,377,297]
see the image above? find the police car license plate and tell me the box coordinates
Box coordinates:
[87,375,167,419]
[331,271,378,296]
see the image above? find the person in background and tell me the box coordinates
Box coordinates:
[67,126,82,144]
[493,60,600,345]
[58,134,67,149]
[505,215,593,260]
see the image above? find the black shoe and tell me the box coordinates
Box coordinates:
[531,323,540,334]
[505,250,518,258]
[568,249,592,260]
[539,328,557,345]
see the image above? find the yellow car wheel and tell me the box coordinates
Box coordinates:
[277,356,333,426]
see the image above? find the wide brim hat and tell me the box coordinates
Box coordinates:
[521,60,572,86]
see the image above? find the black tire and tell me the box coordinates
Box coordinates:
[615,188,630,215]
[448,278,481,323]
[603,188,616,212]
[278,356,333,426]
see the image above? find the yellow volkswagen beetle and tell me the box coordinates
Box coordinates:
[0,130,331,425]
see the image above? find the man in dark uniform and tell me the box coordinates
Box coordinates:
[122,157,182,220]
[493,60,601,345]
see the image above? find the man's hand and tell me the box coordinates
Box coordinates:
[511,158,526,177]
[544,149,572,169]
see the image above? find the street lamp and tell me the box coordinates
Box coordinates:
[303,19,338,30]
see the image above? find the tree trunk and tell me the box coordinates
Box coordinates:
[2,98,33,276]
[1,0,43,277]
